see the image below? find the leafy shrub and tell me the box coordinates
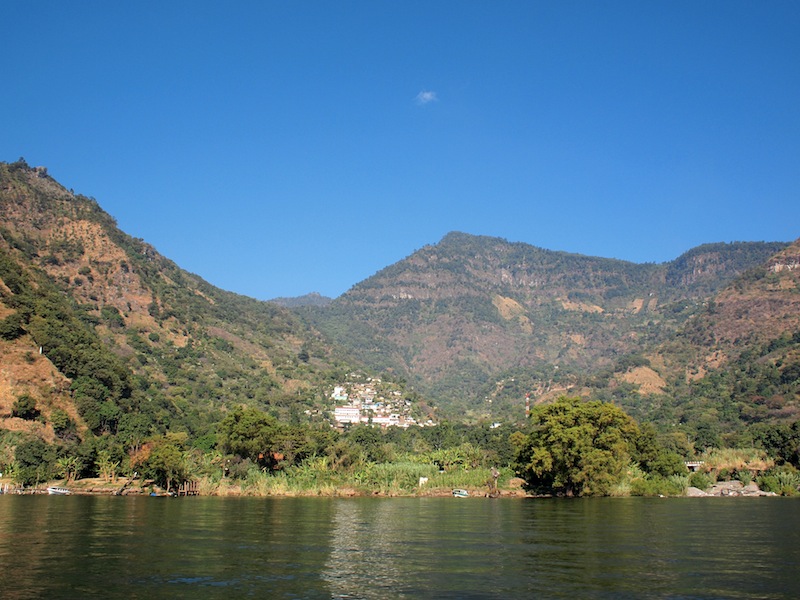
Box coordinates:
[101,306,125,328]
[50,408,77,440]
[630,474,685,496]
[227,457,254,480]
[689,471,712,490]
[12,395,39,420]
[0,312,25,340]
[757,466,800,496]
[735,470,753,486]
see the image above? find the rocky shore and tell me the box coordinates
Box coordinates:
[685,480,777,497]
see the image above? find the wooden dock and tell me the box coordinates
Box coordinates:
[176,480,199,496]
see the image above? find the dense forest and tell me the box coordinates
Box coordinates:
[1,160,799,497]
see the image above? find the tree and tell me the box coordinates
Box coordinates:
[142,436,187,492]
[750,420,800,466]
[96,450,120,482]
[633,423,688,477]
[50,408,75,440]
[12,395,39,420]
[0,312,25,340]
[218,407,281,463]
[14,438,56,486]
[515,396,640,496]
[346,425,386,463]
[55,455,80,482]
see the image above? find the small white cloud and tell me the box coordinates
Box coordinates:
[415,90,438,105]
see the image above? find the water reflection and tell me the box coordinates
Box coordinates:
[1,496,799,598]
[322,500,407,598]
[324,498,577,598]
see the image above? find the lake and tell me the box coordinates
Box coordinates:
[0,495,798,599]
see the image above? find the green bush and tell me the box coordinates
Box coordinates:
[0,312,26,340]
[630,474,685,496]
[49,408,72,433]
[12,395,39,420]
[100,306,125,328]
[689,471,712,490]
[757,466,800,496]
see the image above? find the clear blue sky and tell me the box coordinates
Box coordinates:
[3,2,798,300]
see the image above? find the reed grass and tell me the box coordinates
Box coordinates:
[700,448,774,473]
[193,461,518,497]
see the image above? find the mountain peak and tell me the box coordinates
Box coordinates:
[270,292,333,308]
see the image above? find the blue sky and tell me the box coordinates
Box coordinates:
[3,2,798,299]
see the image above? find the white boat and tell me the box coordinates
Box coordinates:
[47,486,71,495]
[452,489,469,498]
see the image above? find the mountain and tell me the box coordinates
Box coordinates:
[301,231,790,421]
[2,158,796,450]
[270,292,334,308]
[631,238,800,438]
[686,240,800,354]
[0,159,358,447]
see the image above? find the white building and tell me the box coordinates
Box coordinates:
[333,406,360,425]
[331,386,349,402]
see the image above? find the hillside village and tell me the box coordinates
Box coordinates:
[329,376,435,428]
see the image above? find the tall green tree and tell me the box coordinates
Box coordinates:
[218,407,281,463]
[515,396,640,496]
[142,435,187,492]
[14,438,56,486]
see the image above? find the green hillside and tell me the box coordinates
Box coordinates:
[0,160,379,486]
[302,231,789,421]
[2,159,798,497]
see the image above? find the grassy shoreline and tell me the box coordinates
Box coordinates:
[15,464,529,498]
[14,477,528,498]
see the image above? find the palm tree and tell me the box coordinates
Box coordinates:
[97,451,120,482]
[56,456,80,482]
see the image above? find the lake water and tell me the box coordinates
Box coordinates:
[0,496,798,599]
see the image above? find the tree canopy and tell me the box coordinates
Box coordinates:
[515,396,642,496]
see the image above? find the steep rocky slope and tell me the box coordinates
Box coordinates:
[303,232,789,419]
[0,160,354,443]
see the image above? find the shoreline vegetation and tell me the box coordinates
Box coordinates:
[6,465,530,498]
[4,398,800,499]
[2,452,788,499]
[2,477,781,498]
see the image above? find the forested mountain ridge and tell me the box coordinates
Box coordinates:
[270,292,334,308]
[0,159,356,449]
[692,240,800,354]
[302,231,791,420]
[655,239,800,424]
[1,158,796,455]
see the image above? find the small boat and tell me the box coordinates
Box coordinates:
[47,486,71,495]
[452,489,469,498]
